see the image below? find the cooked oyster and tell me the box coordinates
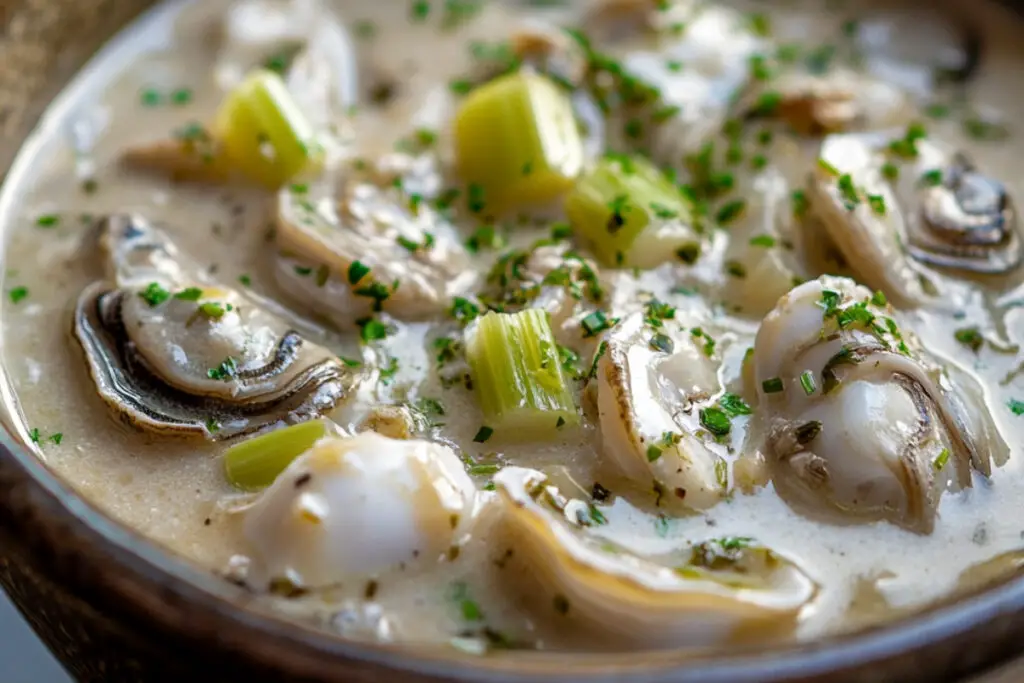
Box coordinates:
[740,69,915,136]
[494,467,816,645]
[273,157,477,328]
[243,432,477,589]
[809,130,1021,305]
[596,2,766,164]
[73,214,357,440]
[592,309,744,509]
[752,276,1008,533]
[718,156,809,318]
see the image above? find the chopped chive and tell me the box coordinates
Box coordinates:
[348,260,370,284]
[358,317,390,343]
[1009,399,1024,416]
[8,286,28,304]
[718,393,751,417]
[724,260,747,278]
[749,234,776,248]
[817,158,841,177]
[715,199,746,225]
[207,356,238,381]
[954,326,984,352]
[173,287,203,301]
[871,290,887,306]
[580,310,617,337]
[473,426,494,443]
[919,169,944,187]
[932,447,951,471]
[699,407,731,437]
[799,370,816,395]
[867,194,886,215]
[138,282,170,307]
[646,444,663,462]
[762,377,784,393]
[791,189,809,217]
[35,214,60,228]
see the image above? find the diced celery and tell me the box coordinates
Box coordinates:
[465,309,578,439]
[214,69,323,188]
[223,419,327,490]
[454,72,584,214]
[565,155,692,267]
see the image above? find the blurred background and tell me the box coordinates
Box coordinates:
[0,589,71,682]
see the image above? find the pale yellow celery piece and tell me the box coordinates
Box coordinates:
[223,419,328,490]
[565,155,690,267]
[454,72,584,213]
[466,309,579,439]
[214,69,323,189]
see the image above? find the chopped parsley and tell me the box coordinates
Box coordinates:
[791,189,809,217]
[450,297,481,324]
[919,169,944,187]
[207,356,238,381]
[715,199,746,225]
[690,327,716,357]
[676,242,701,264]
[8,286,28,304]
[799,370,816,395]
[699,407,731,437]
[347,260,371,285]
[138,282,170,307]
[867,194,887,215]
[837,173,859,209]
[358,317,390,343]
[724,260,747,278]
[198,301,228,319]
[173,287,204,302]
[1009,399,1024,416]
[580,311,617,337]
[718,393,752,417]
[954,326,984,352]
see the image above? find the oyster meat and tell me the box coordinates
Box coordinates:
[809,129,1021,305]
[73,214,358,440]
[591,307,747,509]
[494,467,817,646]
[273,156,478,328]
[752,276,1009,533]
[243,432,478,589]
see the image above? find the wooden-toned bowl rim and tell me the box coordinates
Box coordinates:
[1,1,1023,681]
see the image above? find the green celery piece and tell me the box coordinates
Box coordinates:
[454,72,584,214]
[214,69,323,188]
[565,155,690,267]
[466,309,579,438]
[223,419,327,490]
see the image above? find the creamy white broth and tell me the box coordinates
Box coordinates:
[3,0,1024,654]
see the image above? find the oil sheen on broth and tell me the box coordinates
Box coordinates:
[2,0,1024,654]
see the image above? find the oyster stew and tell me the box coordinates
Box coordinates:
[3,0,1024,654]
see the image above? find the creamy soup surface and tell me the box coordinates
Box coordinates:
[4,0,1024,655]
